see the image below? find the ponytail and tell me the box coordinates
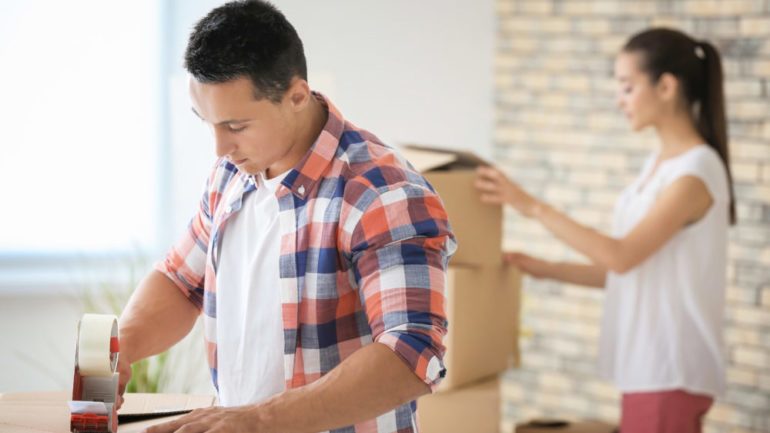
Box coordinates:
[697,41,736,225]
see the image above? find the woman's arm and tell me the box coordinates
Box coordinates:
[506,252,606,288]
[476,166,713,274]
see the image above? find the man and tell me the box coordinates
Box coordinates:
[118,1,456,432]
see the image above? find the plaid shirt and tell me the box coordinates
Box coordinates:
[157,93,456,433]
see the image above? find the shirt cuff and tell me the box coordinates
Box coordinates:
[375,329,447,392]
[154,260,204,311]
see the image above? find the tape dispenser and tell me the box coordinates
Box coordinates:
[69,314,120,433]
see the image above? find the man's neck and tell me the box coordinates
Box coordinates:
[266,95,329,179]
[301,95,329,153]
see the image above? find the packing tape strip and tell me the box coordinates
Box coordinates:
[76,314,119,376]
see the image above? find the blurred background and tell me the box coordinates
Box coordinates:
[0,1,768,432]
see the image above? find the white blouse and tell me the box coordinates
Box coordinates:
[599,145,729,397]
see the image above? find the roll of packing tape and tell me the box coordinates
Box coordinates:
[76,314,119,376]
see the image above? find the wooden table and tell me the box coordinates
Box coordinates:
[0,391,215,433]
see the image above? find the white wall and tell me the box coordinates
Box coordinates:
[0,295,83,392]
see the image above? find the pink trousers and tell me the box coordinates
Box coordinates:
[621,389,713,433]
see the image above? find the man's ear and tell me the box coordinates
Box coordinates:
[657,72,680,103]
[285,77,311,112]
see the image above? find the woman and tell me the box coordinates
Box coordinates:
[476,28,735,433]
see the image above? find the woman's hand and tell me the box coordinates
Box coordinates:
[475,166,541,217]
[504,252,553,279]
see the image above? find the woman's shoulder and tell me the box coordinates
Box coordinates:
[677,145,726,174]
[683,144,721,162]
[667,144,729,198]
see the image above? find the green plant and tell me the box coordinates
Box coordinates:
[126,351,169,393]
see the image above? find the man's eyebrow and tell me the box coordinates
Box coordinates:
[190,107,251,125]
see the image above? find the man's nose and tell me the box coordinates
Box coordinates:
[214,128,235,158]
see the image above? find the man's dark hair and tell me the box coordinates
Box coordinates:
[184,0,307,103]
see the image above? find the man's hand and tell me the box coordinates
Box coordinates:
[116,354,132,410]
[143,406,264,433]
[117,270,201,409]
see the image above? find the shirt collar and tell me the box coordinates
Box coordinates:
[280,91,345,200]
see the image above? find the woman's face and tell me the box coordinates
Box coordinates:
[614,51,665,132]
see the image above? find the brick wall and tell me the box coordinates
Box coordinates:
[494,1,770,432]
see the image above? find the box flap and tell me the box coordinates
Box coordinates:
[400,147,458,172]
[118,393,216,422]
[400,144,488,171]
[119,393,216,414]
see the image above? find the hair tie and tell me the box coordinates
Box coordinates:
[694,43,706,60]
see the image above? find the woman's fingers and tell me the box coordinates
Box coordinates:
[503,252,528,264]
[504,252,548,278]
[476,165,500,177]
[479,193,503,204]
[475,167,505,205]
[474,177,501,192]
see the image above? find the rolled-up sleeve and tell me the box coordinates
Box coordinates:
[344,181,457,390]
[154,183,213,311]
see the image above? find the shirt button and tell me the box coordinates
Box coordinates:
[298,185,306,196]
[225,205,232,213]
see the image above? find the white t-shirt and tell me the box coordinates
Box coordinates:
[216,170,288,406]
[599,145,729,397]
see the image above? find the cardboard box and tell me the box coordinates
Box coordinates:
[0,391,215,433]
[515,420,618,433]
[418,376,502,433]
[439,265,520,391]
[400,144,502,267]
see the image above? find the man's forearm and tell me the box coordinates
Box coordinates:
[119,270,200,364]
[258,342,430,433]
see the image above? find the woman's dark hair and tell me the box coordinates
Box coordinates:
[184,0,307,103]
[624,28,736,225]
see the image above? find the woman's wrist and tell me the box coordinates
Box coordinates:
[528,199,547,219]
